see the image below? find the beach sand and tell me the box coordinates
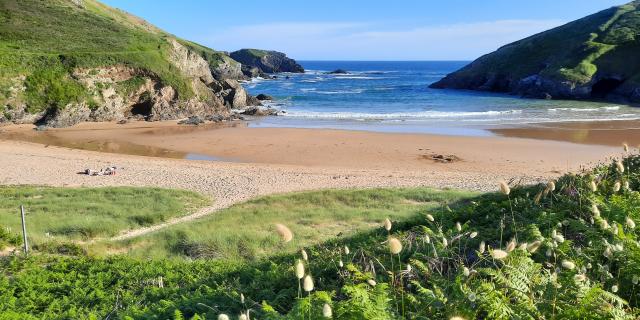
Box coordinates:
[0,120,626,237]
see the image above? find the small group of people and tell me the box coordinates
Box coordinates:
[84,166,118,176]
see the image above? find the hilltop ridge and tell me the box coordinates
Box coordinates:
[430,1,640,104]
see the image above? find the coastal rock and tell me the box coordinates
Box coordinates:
[168,39,215,85]
[430,1,640,105]
[230,49,304,75]
[222,79,248,108]
[37,103,92,128]
[256,94,273,101]
[240,107,279,116]
[178,116,205,125]
[210,54,245,80]
[326,69,349,74]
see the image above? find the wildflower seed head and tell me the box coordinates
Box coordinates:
[614,181,621,192]
[384,218,392,231]
[275,223,293,242]
[295,260,305,279]
[338,260,344,268]
[561,260,575,270]
[527,241,542,253]
[591,204,600,217]
[367,279,377,286]
[624,181,630,190]
[301,249,308,261]
[240,293,245,304]
[623,143,629,153]
[612,284,619,293]
[616,160,625,173]
[626,217,636,229]
[426,214,435,222]
[239,314,248,320]
[463,267,470,277]
[491,249,509,260]
[574,274,586,282]
[322,303,332,318]
[469,231,478,239]
[450,317,466,320]
[303,275,314,292]
[518,243,528,251]
[590,181,598,192]
[547,181,556,192]
[424,235,431,243]
[218,314,230,320]
[442,237,448,247]
[389,237,403,254]
[506,239,516,252]
[455,222,462,232]
[344,245,350,255]
[499,181,511,195]
[479,241,486,254]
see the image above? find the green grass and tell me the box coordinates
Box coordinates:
[434,1,640,90]
[0,186,210,244]
[2,155,640,319]
[95,188,475,261]
[0,0,234,113]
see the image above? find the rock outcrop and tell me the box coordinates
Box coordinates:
[0,0,265,127]
[230,49,304,76]
[430,1,640,104]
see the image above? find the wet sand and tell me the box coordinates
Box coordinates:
[0,121,623,173]
[492,120,640,147]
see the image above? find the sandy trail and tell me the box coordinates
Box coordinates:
[0,123,622,240]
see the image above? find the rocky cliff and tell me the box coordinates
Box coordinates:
[230,49,305,77]
[0,0,258,127]
[430,1,640,104]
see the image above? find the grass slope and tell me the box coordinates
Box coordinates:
[94,188,475,260]
[431,1,640,95]
[1,154,640,318]
[0,186,209,244]
[0,0,229,113]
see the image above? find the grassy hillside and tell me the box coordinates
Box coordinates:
[431,1,640,102]
[0,0,231,115]
[1,153,640,318]
[0,186,209,248]
[92,188,475,260]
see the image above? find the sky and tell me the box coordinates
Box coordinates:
[102,0,628,60]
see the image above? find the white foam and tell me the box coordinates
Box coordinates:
[548,106,621,112]
[282,109,523,120]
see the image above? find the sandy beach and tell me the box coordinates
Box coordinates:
[0,121,625,192]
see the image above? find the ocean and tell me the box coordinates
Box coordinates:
[242,61,640,135]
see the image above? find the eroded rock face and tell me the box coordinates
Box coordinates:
[168,39,215,85]
[211,55,245,80]
[1,40,266,127]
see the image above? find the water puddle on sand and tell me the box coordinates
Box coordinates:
[0,130,234,162]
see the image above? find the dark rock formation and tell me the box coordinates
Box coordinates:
[326,69,349,74]
[230,49,304,76]
[256,94,274,101]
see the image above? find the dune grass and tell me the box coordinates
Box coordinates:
[94,187,476,261]
[0,186,210,245]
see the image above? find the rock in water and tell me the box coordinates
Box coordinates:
[326,69,349,74]
[256,94,274,101]
[230,49,304,76]
[430,1,640,104]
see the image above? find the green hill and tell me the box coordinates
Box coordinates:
[0,0,250,127]
[430,1,640,104]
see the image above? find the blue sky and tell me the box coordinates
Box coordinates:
[103,0,628,60]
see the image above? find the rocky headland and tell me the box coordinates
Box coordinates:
[0,0,301,128]
[430,1,640,104]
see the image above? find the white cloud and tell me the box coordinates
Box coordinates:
[199,19,565,60]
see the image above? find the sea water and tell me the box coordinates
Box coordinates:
[243,61,640,135]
